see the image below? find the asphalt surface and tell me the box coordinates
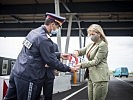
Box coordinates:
[52,76,133,100]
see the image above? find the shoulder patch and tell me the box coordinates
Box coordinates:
[23,39,32,49]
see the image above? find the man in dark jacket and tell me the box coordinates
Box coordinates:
[4,13,77,100]
[43,42,60,100]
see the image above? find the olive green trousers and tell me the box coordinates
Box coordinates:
[88,80,108,100]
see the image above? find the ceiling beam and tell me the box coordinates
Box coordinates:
[0,1,133,14]
[0,29,133,37]
[0,22,133,31]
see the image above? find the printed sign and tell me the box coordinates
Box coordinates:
[2,60,8,75]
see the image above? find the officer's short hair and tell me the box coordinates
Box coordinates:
[44,18,54,25]
[44,18,60,26]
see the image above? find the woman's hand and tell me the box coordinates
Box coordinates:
[74,63,81,70]
[70,66,78,72]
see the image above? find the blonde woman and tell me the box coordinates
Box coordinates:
[73,24,109,100]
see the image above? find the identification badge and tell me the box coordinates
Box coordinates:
[23,39,32,49]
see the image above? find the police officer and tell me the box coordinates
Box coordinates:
[4,13,77,100]
[42,42,60,100]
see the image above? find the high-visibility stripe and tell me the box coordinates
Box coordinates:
[27,82,33,100]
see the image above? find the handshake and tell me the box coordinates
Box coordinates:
[60,51,81,73]
[70,64,81,73]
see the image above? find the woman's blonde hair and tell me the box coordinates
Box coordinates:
[87,24,108,44]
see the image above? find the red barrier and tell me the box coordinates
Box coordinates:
[3,81,8,98]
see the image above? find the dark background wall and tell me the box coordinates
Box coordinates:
[0,1,133,37]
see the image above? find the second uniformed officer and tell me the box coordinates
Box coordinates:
[4,13,77,100]
[42,42,60,100]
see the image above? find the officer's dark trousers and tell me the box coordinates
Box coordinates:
[4,74,44,100]
[43,77,54,100]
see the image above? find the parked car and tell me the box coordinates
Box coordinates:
[113,67,129,78]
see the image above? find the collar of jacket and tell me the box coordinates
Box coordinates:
[41,25,51,39]
[95,39,102,45]
[87,40,102,53]
[41,25,50,34]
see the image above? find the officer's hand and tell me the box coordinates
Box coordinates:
[61,53,70,60]
[45,64,49,67]
[70,67,78,73]
[73,50,79,57]
[75,63,81,69]
[72,63,81,71]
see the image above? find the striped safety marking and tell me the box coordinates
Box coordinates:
[3,81,8,98]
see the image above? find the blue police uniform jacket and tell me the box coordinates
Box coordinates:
[45,42,59,79]
[11,25,70,81]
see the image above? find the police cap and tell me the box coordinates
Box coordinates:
[46,12,66,27]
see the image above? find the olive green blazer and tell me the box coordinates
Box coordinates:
[78,40,109,82]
